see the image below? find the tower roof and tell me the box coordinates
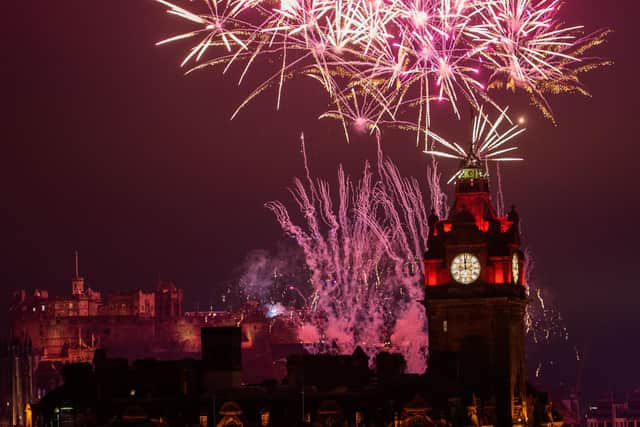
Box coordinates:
[449,162,497,230]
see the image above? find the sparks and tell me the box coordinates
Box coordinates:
[425,106,525,183]
[153,0,608,138]
[265,141,430,372]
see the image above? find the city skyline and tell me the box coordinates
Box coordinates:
[2,0,638,404]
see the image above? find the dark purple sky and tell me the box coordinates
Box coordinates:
[2,1,638,399]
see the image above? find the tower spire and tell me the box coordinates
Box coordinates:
[71,250,85,296]
[74,250,79,279]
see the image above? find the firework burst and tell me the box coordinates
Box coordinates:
[154,0,608,137]
[425,106,525,182]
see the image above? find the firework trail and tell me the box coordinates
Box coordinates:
[265,141,430,372]
[154,0,609,139]
[494,161,505,217]
[424,104,525,188]
[425,106,524,159]
[522,247,573,380]
[426,157,449,219]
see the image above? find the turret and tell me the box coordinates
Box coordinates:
[71,251,85,296]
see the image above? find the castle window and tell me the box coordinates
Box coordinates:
[260,411,270,426]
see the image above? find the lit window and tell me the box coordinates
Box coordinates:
[261,411,270,427]
[41,305,45,312]
[443,320,448,332]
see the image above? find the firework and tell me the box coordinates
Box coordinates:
[425,105,525,183]
[522,247,574,380]
[265,140,429,372]
[154,0,608,137]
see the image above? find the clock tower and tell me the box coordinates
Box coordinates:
[424,159,527,427]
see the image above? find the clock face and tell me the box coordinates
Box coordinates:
[512,253,520,284]
[450,253,481,284]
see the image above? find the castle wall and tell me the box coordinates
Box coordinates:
[5,281,300,419]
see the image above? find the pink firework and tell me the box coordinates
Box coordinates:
[265,140,430,372]
[154,0,608,135]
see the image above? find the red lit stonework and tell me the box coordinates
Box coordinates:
[424,166,524,287]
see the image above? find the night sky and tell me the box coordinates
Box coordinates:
[2,1,638,400]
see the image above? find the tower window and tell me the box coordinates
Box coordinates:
[443,320,448,332]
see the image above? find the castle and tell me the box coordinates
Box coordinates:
[8,257,189,363]
[2,254,302,427]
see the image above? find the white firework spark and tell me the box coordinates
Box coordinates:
[425,106,525,182]
[153,0,608,137]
